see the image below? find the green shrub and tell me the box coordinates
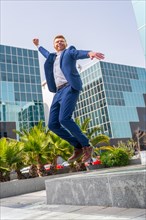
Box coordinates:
[100,148,129,167]
[115,140,136,159]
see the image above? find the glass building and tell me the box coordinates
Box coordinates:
[73,61,146,141]
[132,0,146,58]
[0,45,45,139]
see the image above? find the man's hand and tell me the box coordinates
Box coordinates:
[33,38,39,47]
[88,52,105,60]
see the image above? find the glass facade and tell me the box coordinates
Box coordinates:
[132,0,146,57]
[73,61,146,139]
[0,45,45,139]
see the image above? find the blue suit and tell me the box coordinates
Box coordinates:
[39,46,89,92]
[39,46,90,148]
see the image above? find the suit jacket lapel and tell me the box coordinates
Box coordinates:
[60,49,66,68]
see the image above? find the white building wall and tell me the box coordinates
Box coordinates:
[41,81,54,126]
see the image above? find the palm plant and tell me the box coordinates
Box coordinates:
[47,131,73,172]
[7,138,26,179]
[75,117,101,138]
[15,121,50,177]
[75,117,110,156]
[0,138,25,181]
[0,138,10,182]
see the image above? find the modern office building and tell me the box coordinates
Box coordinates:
[132,0,146,58]
[0,45,45,139]
[73,61,146,143]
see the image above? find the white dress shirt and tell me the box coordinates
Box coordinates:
[53,51,68,87]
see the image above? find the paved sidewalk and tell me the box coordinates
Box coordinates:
[1,190,146,220]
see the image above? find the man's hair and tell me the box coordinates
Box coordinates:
[54,35,66,42]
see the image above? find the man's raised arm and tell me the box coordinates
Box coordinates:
[33,38,50,59]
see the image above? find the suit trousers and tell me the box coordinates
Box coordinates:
[48,85,89,148]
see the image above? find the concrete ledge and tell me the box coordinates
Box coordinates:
[45,167,146,209]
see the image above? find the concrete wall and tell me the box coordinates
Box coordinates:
[0,176,47,199]
[45,170,146,209]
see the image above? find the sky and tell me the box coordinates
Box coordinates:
[1,0,145,82]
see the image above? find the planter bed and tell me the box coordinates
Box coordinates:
[0,168,85,199]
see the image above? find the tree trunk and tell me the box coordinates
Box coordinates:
[53,156,57,168]
[29,164,38,178]
[36,156,47,177]
[37,164,47,177]
[50,156,58,174]
[4,171,10,182]
[0,170,5,182]
[16,169,25,179]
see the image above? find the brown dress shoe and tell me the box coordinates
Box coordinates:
[68,148,83,163]
[82,146,93,163]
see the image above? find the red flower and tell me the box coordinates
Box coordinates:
[92,160,101,165]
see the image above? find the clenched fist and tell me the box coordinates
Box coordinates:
[33,38,39,46]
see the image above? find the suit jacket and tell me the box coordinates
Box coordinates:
[39,46,90,93]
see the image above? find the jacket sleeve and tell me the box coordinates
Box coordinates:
[69,46,90,60]
[38,46,50,59]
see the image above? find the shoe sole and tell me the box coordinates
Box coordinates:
[68,152,83,163]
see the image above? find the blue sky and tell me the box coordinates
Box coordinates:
[1,0,145,81]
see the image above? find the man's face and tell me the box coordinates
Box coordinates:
[54,38,67,52]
